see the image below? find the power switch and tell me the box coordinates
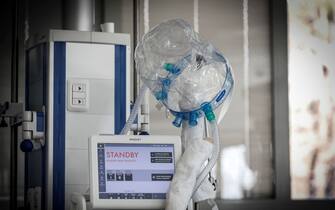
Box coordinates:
[72,83,86,92]
[72,98,86,105]
[67,79,89,112]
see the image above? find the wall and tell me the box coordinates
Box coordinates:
[288,0,335,199]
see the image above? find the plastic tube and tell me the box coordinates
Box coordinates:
[120,85,148,134]
[192,119,220,195]
[122,85,219,198]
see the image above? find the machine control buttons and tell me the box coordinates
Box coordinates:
[72,98,86,105]
[72,83,86,92]
[98,193,166,200]
[67,79,90,112]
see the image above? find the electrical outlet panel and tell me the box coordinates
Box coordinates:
[67,79,90,112]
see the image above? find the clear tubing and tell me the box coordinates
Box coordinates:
[192,119,220,195]
[120,85,148,134]
[122,84,219,198]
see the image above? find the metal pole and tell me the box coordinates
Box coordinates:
[133,0,140,105]
[132,0,140,133]
[64,0,93,31]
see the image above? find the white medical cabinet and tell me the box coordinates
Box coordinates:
[24,30,131,210]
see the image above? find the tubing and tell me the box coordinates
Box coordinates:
[120,85,148,134]
[192,119,220,195]
[122,84,220,199]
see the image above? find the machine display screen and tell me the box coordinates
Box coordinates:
[97,143,175,199]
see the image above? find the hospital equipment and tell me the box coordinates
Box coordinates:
[89,135,181,209]
[22,18,234,210]
[22,29,131,210]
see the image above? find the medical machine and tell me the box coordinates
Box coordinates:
[89,135,181,209]
[22,29,131,210]
[22,18,234,210]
